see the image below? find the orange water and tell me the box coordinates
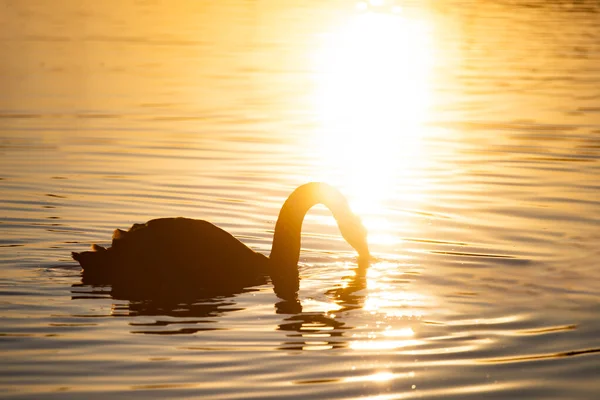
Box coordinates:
[1,0,599,398]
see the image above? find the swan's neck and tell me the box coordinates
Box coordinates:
[268,182,363,297]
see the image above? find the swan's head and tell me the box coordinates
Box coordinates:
[339,213,370,259]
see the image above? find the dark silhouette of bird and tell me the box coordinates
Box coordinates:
[72,182,369,300]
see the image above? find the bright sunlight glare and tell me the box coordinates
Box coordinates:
[311,12,433,229]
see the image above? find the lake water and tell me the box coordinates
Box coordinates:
[1,0,599,398]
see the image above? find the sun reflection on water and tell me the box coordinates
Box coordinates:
[308,9,436,324]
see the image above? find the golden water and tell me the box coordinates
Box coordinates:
[1,0,599,398]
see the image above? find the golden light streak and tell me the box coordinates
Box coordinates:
[312,10,434,226]
[309,7,436,324]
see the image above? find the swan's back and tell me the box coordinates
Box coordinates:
[72,218,269,282]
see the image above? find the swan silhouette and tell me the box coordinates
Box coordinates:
[72,182,369,300]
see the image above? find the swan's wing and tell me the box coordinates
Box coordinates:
[109,228,124,248]
[112,229,127,240]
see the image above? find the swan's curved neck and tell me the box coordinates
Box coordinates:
[268,182,361,297]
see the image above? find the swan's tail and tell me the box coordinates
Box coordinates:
[72,244,114,276]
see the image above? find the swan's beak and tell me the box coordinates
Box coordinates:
[357,250,372,262]
[355,242,370,260]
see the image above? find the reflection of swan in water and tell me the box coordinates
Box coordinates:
[69,255,370,336]
[72,182,370,300]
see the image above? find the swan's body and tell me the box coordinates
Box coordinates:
[72,182,369,299]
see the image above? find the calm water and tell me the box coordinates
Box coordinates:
[1,0,600,398]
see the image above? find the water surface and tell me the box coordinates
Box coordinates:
[1,0,599,398]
